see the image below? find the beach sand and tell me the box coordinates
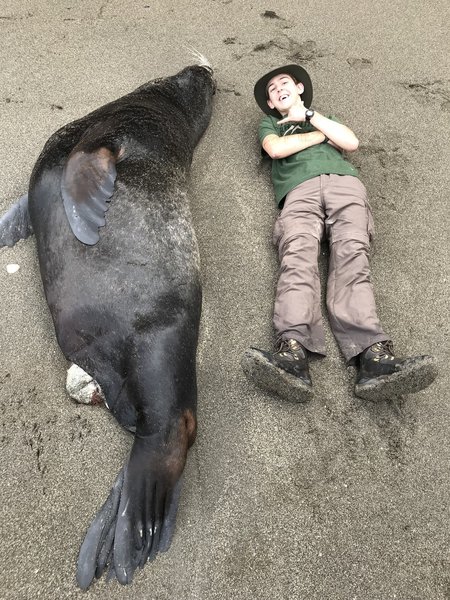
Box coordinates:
[0,1,449,598]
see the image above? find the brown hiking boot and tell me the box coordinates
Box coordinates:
[355,340,438,401]
[241,339,313,403]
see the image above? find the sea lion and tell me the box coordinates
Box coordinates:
[0,55,215,588]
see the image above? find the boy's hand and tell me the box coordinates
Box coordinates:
[277,101,307,125]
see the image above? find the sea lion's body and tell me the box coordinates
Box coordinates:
[0,62,215,588]
[30,120,202,432]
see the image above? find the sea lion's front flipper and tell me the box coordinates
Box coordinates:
[61,146,118,245]
[0,194,33,248]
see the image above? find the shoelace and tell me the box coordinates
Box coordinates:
[277,339,303,359]
[371,340,395,361]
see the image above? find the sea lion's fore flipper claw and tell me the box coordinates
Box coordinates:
[61,147,118,245]
[76,468,124,590]
[0,194,33,248]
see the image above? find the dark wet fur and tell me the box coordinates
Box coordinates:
[2,65,214,588]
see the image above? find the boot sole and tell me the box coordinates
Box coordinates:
[355,355,438,401]
[241,348,313,403]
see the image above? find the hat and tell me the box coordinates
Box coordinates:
[253,64,313,118]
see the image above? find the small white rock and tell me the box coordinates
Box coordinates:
[66,363,105,405]
[6,263,20,274]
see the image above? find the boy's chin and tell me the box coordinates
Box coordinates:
[276,102,293,113]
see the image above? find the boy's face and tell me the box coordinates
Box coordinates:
[266,73,304,115]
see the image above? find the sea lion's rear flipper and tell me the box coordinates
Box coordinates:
[76,414,193,589]
[61,145,119,245]
[0,194,33,248]
[76,468,123,590]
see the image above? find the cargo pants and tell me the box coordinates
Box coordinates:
[272,174,389,361]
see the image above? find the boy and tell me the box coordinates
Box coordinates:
[241,64,437,402]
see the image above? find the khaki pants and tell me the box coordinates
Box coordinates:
[273,174,388,361]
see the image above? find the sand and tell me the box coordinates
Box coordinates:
[0,1,449,598]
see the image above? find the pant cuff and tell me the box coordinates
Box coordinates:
[278,332,327,357]
[342,334,391,363]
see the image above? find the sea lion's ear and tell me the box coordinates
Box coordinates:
[62,147,118,245]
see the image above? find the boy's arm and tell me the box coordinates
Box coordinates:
[262,131,327,159]
[274,102,359,154]
[307,111,359,152]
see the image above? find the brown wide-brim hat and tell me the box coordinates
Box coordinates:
[254,64,313,118]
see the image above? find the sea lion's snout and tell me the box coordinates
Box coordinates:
[171,62,216,145]
[185,47,216,92]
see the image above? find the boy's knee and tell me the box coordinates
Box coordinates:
[279,231,320,256]
[331,235,371,258]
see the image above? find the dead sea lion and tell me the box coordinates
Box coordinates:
[0,55,215,588]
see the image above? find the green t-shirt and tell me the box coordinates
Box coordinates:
[259,115,359,206]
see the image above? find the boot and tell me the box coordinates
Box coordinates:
[241,339,313,403]
[355,340,438,401]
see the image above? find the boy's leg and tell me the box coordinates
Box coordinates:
[324,174,388,361]
[272,178,327,355]
[327,237,388,360]
[324,174,437,399]
[241,177,326,403]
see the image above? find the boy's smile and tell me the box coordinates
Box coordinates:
[266,73,304,115]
